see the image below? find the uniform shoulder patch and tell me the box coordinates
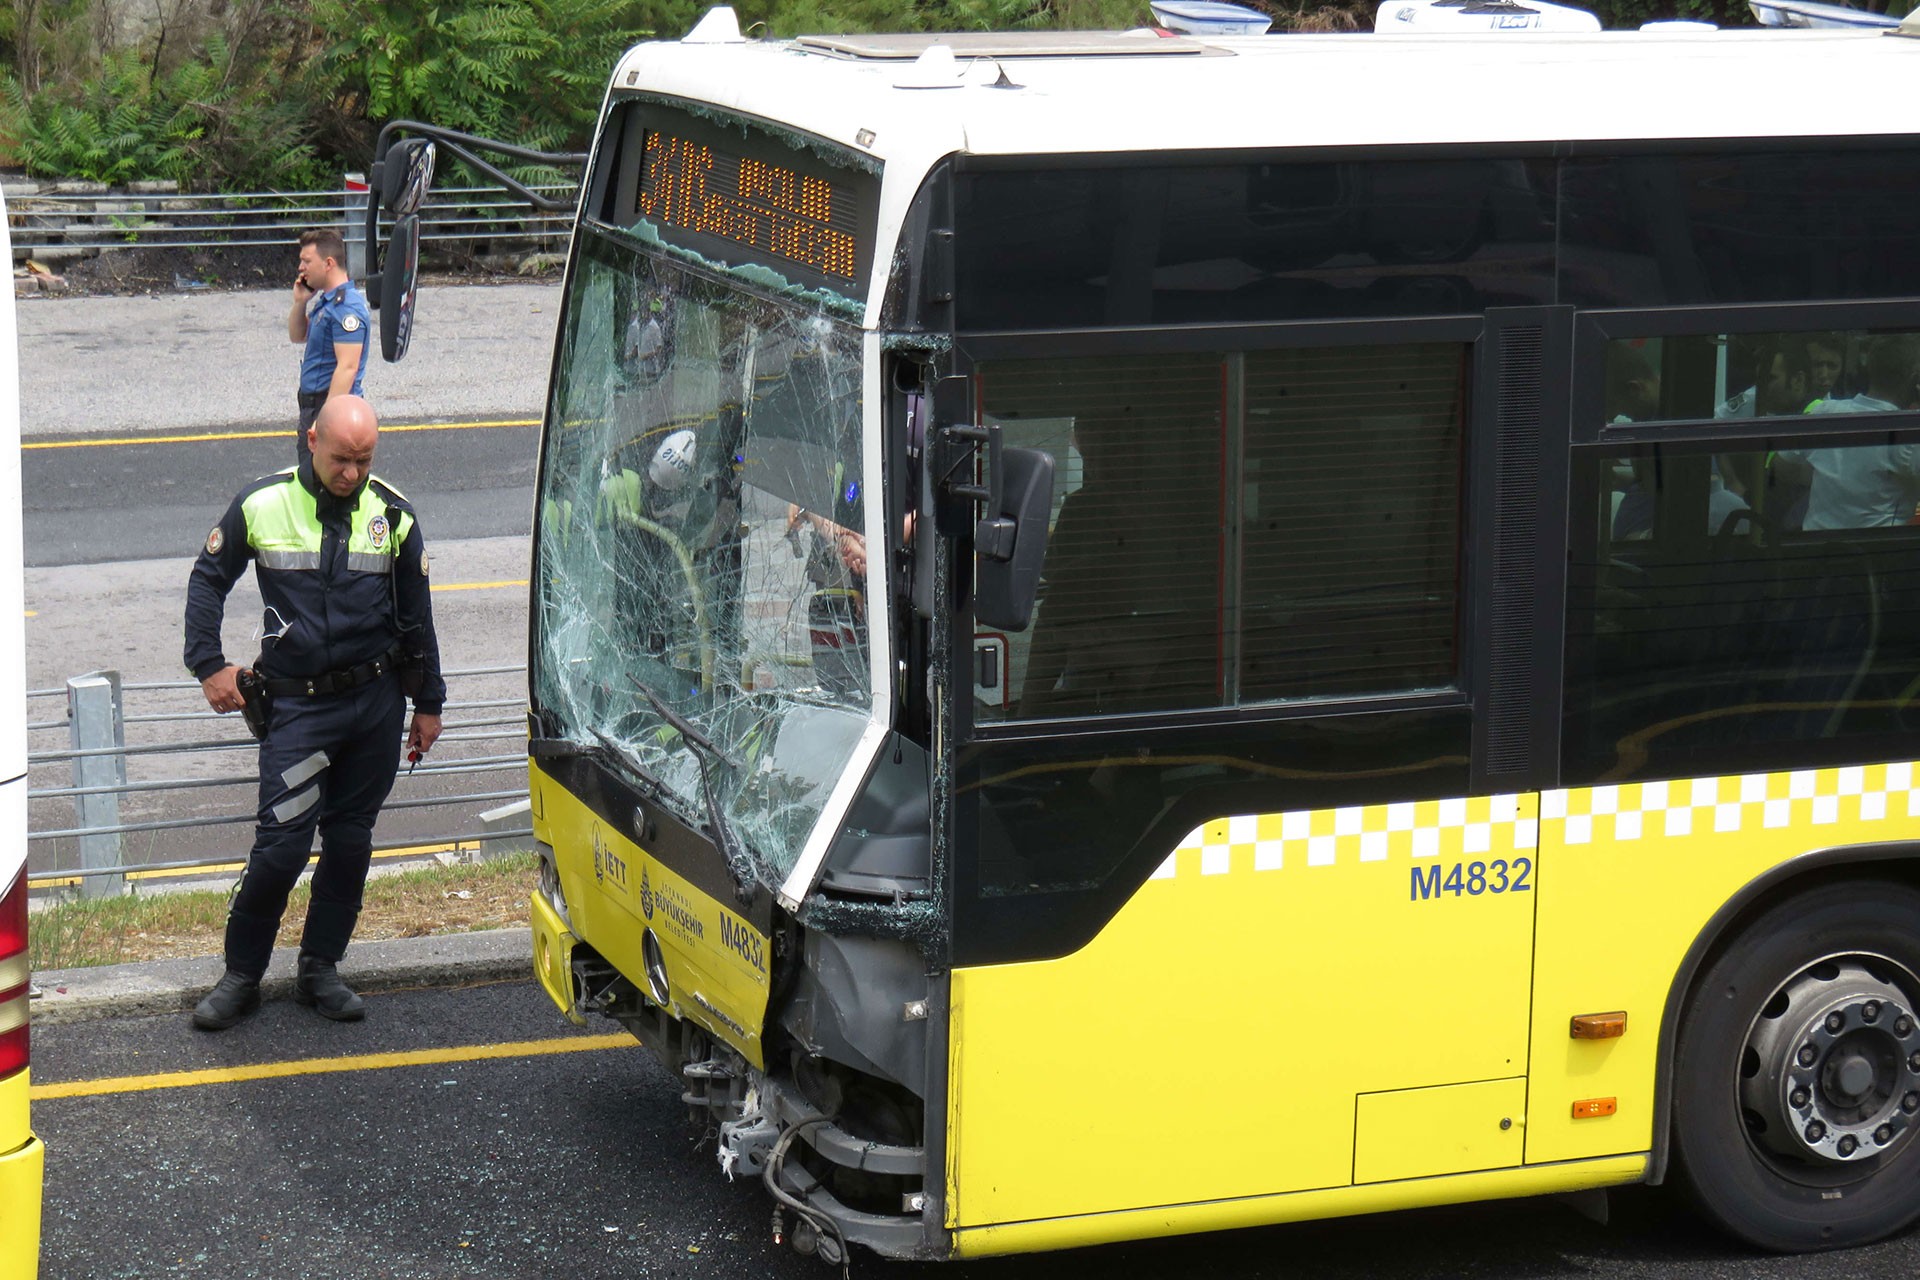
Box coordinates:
[341,313,362,333]
[205,526,224,555]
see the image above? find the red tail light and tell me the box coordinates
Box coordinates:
[0,868,28,1079]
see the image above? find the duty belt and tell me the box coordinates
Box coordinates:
[297,390,328,408]
[263,646,401,698]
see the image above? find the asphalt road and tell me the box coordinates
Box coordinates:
[21,417,541,568]
[29,980,1920,1280]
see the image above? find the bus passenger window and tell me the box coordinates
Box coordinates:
[975,341,1466,722]
[1568,438,1920,783]
[1240,343,1464,703]
[980,355,1226,721]
[1601,329,1920,428]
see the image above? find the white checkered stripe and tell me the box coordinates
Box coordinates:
[1143,761,1920,880]
[1150,793,1539,880]
[1541,762,1920,846]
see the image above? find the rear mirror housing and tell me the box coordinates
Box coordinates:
[379,213,421,364]
[973,446,1053,632]
[379,138,437,217]
[930,380,1054,631]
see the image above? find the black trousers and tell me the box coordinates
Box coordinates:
[296,392,326,464]
[225,674,406,976]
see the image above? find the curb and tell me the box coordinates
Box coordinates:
[29,927,532,1027]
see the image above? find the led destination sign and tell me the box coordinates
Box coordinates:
[612,105,880,296]
[640,132,859,283]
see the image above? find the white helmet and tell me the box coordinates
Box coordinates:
[649,428,698,490]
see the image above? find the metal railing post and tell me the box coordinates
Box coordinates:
[67,672,126,898]
[344,172,369,283]
[478,798,533,862]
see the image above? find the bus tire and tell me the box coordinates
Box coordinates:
[1672,880,1920,1251]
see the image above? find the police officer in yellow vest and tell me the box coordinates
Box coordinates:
[183,395,445,1030]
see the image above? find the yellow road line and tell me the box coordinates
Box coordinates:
[32,1032,633,1101]
[22,418,540,450]
[430,579,529,593]
[27,839,482,891]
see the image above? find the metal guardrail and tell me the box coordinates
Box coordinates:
[10,181,578,260]
[25,665,533,897]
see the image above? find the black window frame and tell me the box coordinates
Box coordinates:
[1573,298,1920,444]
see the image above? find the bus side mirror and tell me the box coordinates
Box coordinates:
[974,447,1052,632]
[379,213,421,363]
[380,138,437,217]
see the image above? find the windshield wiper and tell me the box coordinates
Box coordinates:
[630,679,739,769]
[629,677,758,904]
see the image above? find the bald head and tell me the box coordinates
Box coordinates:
[309,395,379,497]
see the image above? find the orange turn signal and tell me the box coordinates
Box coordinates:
[1570,1011,1627,1040]
[1571,1097,1618,1119]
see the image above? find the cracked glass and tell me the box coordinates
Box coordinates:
[534,226,873,882]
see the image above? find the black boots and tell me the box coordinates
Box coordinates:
[293,954,366,1021]
[191,970,262,1031]
[193,902,367,1028]
[193,906,278,1030]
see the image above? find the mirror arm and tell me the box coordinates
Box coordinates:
[365,119,586,290]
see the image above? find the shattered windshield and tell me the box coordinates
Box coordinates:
[534,225,873,879]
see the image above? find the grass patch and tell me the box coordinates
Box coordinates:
[30,852,538,972]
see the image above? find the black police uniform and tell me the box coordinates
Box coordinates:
[184,458,445,990]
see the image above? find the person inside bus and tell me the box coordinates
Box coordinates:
[1716,335,1812,423]
[1722,336,1816,528]
[1607,346,1664,538]
[1605,343,1662,425]
[1771,335,1920,530]
[1806,332,1848,407]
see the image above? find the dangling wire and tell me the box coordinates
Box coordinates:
[762,1115,852,1280]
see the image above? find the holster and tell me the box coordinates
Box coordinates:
[235,666,272,741]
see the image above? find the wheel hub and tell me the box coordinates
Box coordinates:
[1744,960,1920,1165]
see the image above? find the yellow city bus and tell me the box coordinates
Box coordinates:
[0,187,45,1279]
[400,10,1920,1262]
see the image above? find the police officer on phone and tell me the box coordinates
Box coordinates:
[184,395,445,1030]
[290,227,372,465]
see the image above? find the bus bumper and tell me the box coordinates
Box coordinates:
[0,1131,43,1280]
[530,890,587,1026]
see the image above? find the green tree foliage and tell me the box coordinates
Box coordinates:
[305,0,658,171]
[0,0,324,188]
[0,35,321,187]
[1,51,188,184]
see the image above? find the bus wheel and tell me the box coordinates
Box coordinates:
[1673,882,1920,1251]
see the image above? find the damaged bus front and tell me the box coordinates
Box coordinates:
[525,91,965,1262]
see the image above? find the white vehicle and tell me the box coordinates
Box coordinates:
[1375,0,1603,33]
[0,189,43,1280]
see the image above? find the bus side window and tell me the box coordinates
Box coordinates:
[976,341,1467,722]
